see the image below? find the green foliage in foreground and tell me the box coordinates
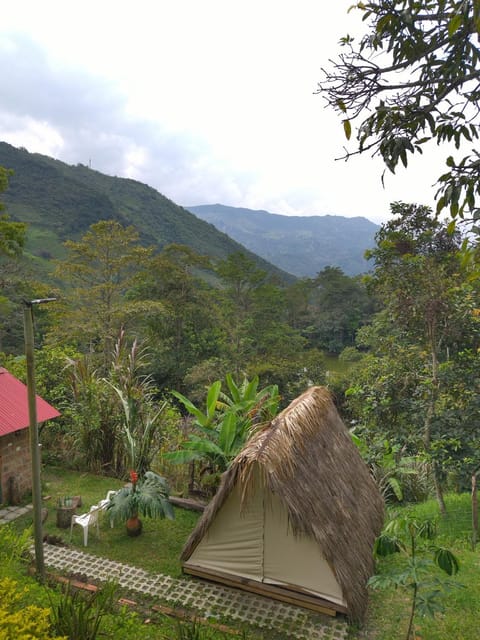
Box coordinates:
[0,520,256,639]
[363,494,477,640]
[0,576,62,640]
[371,516,459,640]
[48,580,117,640]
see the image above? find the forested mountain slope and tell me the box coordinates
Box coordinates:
[0,142,292,281]
[187,204,379,276]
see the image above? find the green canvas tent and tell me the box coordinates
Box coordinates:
[181,386,384,621]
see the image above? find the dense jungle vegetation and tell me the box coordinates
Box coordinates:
[1,154,480,503]
[2,164,480,639]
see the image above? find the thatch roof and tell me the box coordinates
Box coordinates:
[181,386,384,621]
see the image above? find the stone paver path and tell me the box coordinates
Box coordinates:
[2,506,348,638]
[40,544,348,639]
[0,504,32,525]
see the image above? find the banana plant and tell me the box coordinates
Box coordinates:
[219,373,280,423]
[167,375,280,475]
[171,380,221,430]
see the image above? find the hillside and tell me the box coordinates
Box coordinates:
[187,204,379,277]
[0,142,293,281]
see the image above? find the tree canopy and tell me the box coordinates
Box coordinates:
[49,220,154,368]
[0,166,26,258]
[346,203,480,510]
[318,0,480,219]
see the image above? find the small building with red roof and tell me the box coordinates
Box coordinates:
[0,367,60,504]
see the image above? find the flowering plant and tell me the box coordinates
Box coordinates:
[107,471,174,535]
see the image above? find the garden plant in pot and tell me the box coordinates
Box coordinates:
[107,470,174,536]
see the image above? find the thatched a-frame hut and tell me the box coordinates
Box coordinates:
[181,386,384,622]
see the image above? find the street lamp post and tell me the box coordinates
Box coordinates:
[23,297,56,582]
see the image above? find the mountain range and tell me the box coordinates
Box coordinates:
[1,142,378,279]
[187,204,378,277]
[0,142,292,281]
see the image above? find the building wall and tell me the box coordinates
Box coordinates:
[0,429,32,505]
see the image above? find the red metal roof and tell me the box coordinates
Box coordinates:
[0,367,60,436]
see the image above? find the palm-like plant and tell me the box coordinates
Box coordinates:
[166,375,280,491]
[107,470,174,536]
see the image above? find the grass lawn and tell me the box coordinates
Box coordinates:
[8,468,480,640]
[36,466,200,577]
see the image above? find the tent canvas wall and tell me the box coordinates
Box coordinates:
[181,386,384,622]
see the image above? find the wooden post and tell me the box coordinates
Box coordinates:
[472,473,478,550]
[24,303,45,582]
[23,298,56,582]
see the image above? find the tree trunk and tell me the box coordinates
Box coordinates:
[472,473,478,549]
[433,462,446,517]
[425,325,446,515]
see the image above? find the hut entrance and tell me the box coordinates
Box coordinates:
[183,464,346,614]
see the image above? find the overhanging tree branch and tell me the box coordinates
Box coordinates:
[317,0,480,218]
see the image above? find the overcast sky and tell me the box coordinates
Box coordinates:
[1,1,445,223]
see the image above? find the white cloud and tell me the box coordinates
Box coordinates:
[0,1,451,223]
[0,113,64,157]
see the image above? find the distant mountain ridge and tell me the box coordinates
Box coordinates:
[0,142,293,282]
[187,204,379,277]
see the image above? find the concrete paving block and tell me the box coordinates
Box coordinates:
[2,512,19,522]
[33,541,349,639]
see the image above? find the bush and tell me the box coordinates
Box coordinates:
[0,577,63,640]
[0,523,32,567]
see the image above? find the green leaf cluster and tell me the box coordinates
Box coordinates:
[319,0,480,218]
[107,471,175,524]
[166,375,280,478]
[371,514,461,639]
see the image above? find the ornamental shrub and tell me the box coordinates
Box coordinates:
[0,577,64,640]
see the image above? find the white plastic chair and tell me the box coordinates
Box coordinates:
[98,490,117,528]
[98,490,117,510]
[70,505,100,546]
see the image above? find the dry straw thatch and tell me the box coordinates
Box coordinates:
[181,386,384,621]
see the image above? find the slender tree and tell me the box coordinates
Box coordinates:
[49,220,153,371]
[363,202,475,512]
